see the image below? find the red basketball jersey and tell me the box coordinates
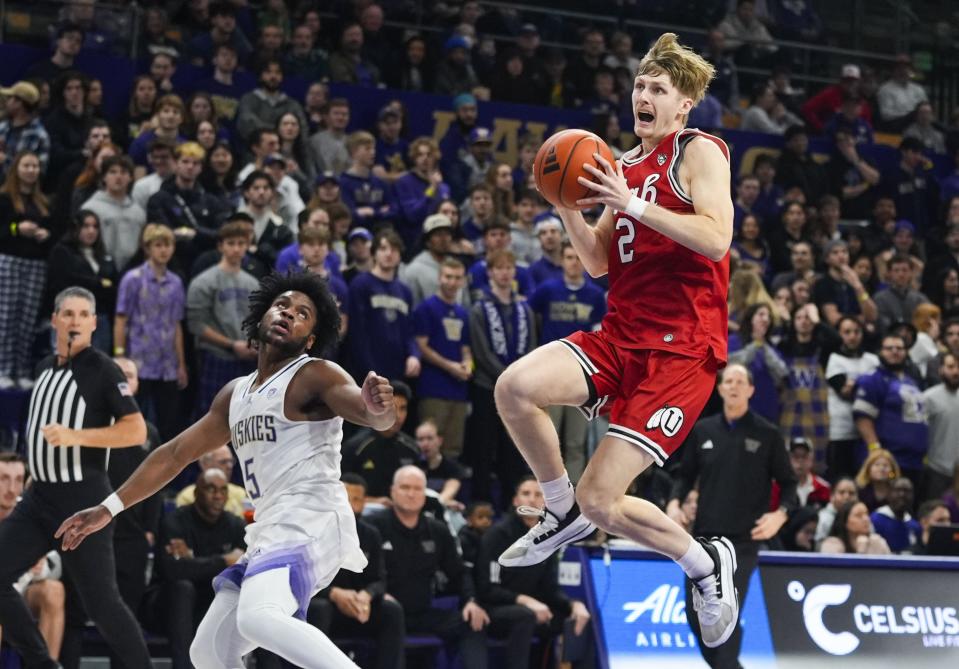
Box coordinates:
[603,128,730,362]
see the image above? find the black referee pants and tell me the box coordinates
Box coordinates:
[0,475,150,669]
[684,540,760,669]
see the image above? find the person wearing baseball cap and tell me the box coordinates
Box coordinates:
[399,213,467,307]
[801,62,874,132]
[446,127,494,202]
[374,104,408,184]
[0,81,49,174]
[529,215,566,285]
[342,227,374,284]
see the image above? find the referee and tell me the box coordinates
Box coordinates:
[666,363,798,669]
[0,287,151,669]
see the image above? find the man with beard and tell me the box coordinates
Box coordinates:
[825,317,880,479]
[854,334,930,489]
[329,22,381,87]
[439,93,479,174]
[921,352,959,501]
[926,318,959,385]
[57,272,397,668]
[236,59,307,143]
[870,477,921,551]
[154,468,246,669]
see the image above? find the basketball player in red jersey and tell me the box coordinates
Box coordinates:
[495,33,742,648]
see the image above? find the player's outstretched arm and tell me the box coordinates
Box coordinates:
[578,139,733,261]
[55,380,238,550]
[301,362,396,431]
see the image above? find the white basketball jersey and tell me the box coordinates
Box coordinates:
[228,354,366,573]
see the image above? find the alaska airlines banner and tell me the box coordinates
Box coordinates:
[586,555,776,668]
[760,562,959,668]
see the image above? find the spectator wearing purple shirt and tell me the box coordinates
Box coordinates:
[113,224,186,440]
[348,229,420,382]
[414,257,473,458]
[394,137,451,253]
[528,216,565,287]
[339,130,396,230]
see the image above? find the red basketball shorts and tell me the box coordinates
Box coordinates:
[560,329,718,466]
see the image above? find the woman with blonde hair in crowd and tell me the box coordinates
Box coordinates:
[728,268,776,332]
[484,162,515,222]
[855,448,902,511]
[911,302,942,377]
[819,500,891,555]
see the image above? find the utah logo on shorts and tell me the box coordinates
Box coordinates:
[645,405,684,438]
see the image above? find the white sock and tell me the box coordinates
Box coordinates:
[541,472,575,518]
[676,537,715,581]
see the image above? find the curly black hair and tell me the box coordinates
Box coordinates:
[241,271,341,356]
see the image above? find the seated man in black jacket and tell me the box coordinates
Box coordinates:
[154,468,246,669]
[477,476,595,669]
[368,465,490,669]
[304,473,405,669]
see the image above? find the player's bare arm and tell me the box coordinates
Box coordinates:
[577,138,733,261]
[288,360,396,431]
[55,379,238,550]
[555,203,615,278]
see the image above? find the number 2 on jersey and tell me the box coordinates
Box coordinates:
[243,457,261,499]
[617,174,659,264]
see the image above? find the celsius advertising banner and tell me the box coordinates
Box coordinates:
[582,550,959,668]
[587,555,776,668]
[760,563,959,668]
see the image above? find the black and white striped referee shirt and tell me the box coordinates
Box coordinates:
[26,347,141,483]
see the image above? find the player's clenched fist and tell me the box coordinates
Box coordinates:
[361,371,394,415]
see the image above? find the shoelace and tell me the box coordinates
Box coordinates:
[516,505,546,519]
[516,506,560,539]
[695,574,723,624]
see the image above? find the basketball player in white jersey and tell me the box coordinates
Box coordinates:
[56,272,396,669]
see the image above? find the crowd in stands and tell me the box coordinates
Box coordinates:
[2,0,959,666]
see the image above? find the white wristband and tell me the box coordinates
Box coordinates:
[101,492,125,517]
[625,194,648,222]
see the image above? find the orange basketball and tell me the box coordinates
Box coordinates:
[533,129,616,210]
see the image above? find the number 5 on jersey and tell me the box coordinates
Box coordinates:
[617,174,659,264]
[243,457,261,499]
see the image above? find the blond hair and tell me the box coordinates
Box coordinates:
[912,302,941,335]
[854,449,901,489]
[176,141,206,161]
[728,269,777,324]
[141,222,174,248]
[636,33,715,106]
[346,130,375,155]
